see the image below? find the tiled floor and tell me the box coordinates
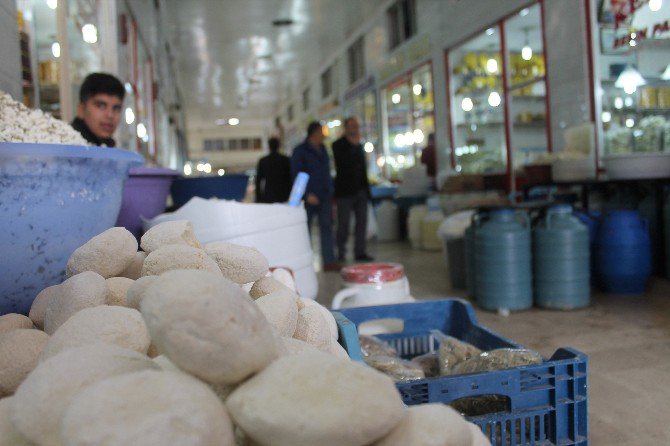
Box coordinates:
[314,239,670,446]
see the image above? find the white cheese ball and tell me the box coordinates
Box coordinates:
[0,329,49,396]
[141,245,222,277]
[205,242,269,284]
[118,251,146,280]
[270,268,297,292]
[125,276,159,310]
[281,337,322,356]
[249,276,292,300]
[468,422,491,446]
[44,271,108,335]
[299,297,338,340]
[0,314,33,334]
[30,284,59,329]
[293,306,332,352]
[40,306,150,360]
[373,404,473,446]
[105,277,134,306]
[226,352,404,446]
[140,270,280,385]
[140,220,202,253]
[10,344,157,446]
[0,397,32,446]
[255,290,299,337]
[66,227,138,278]
[328,339,350,361]
[60,370,235,446]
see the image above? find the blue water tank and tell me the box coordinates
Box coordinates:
[596,210,651,294]
[475,209,532,311]
[534,205,590,309]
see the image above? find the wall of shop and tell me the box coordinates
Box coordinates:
[187,126,272,172]
[0,0,21,100]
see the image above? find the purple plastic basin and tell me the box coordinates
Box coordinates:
[115,167,180,238]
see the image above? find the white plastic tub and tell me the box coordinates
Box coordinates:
[146,198,318,299]
[603,152,670,180]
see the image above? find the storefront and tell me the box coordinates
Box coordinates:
[444,2,550,190]
[343,77,381,177]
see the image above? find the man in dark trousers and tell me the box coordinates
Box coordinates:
[291,122,340,271]
[255,137,291,203]
[333,117,373,262]
[71,73,125,146]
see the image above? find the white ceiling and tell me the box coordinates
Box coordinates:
[163,0,387,131]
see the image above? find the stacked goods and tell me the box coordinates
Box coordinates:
[0,91,86,145]
[0,220,489,446]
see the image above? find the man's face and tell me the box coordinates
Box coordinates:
[77,94,122,139]
[310,127,325,146]
[345,119,360,142]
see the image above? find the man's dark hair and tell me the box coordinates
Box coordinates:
[268,137,280,152]
[306,121,322,137]
[79,73,125,103]
[343,117,357,128]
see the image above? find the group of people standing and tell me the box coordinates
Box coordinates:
[255,118,373,271]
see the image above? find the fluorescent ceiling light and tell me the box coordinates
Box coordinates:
[615,65,645,95]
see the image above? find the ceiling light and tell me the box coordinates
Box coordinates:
[404,131,415,145]
[228,118,240,126]
[141,134,149,143]
[661,64,670,80]
[218,169,225,176]
[615,65,645,95]
[649,0,662,12]
[397,155,406,164]
[486,58,498,74]
[461,97,474,111]
[614,97,624,109]
[486,28,495,36]
[124,82,133,94]
[81,24,98,44]
[391,93,401,104]
[125,108,135,124]
[377,156,385,168]
[625,118,635,128]
[51,42,60,58]
[413,84,422,95]
[196,163,204,172]
[203,163,212,174]
[521,45,533,61]
[394,134,405,147]
[488,91,502,107]
[364,142,374,153]
[183,164,192,176]
[629,39,637,47]
[136,123,147,139]
[602,111,612,123]
[413,129,425,144]
[332,119,341,127]
[46,0,57,9]
[624,96,634,107]
[520,8,529,16]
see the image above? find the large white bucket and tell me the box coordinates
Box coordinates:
[145,198,318,299]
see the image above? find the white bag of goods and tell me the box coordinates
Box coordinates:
[376,201,399,242]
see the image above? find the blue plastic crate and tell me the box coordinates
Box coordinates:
[333,299,588,446]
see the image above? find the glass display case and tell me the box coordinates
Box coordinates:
[597,1,670,156]
[382,62,435,178]
[448,28,507,174]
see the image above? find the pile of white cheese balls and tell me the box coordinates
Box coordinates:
[0,220,490,446]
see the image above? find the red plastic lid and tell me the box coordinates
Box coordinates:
[341,263,405,284]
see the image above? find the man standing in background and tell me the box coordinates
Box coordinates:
[71,73,125,147]
[255,137,291,203]
[291,122,340,271]
[333,117,373,262]
[420,132,437,189]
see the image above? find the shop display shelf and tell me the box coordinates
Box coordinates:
[333,299,588,446]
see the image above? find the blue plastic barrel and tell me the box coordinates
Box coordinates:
[534,205,590,309]
[464,211,488,299]
[475,209,532,311]
[595,210,651,294]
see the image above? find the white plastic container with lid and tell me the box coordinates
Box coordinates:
[375,201,399,242]
[408,205,428,249]
[421,197,444,251]
[330,263,414,310]
[145,197,318,299]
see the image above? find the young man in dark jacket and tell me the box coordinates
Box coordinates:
[71,73,125,147]
[255,137,291,203]
[291,122,340,271]
[332,117,373,262]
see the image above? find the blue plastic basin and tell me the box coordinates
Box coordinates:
[170,175,250,208]
[0,143,143,315]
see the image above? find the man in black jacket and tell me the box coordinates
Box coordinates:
[255,137,292,203]
[333,117,373,262]
[71,73,125,146]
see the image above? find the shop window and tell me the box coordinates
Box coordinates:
[448,28,507,174]
[303,88,310,112]
[387,0,417,51]
[321,67,333,99]
[504,4,549,170]
[348,37,365,84]
[204,138,263,152]
[596,0,670,156]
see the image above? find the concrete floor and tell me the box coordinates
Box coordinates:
[314,240,670,446]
